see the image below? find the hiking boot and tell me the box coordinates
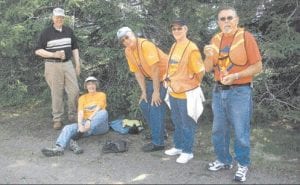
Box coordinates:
[176,153,194,164]
[53,121,63,130]
[68,115,77,123]
[234,163,248,182]
[41,145,64,157]
[208,160,233,171]
[142,143,164,152]
[69,139,83,154]
[165,147,182,156]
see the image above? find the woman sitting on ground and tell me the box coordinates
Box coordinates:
[41,76,109,157]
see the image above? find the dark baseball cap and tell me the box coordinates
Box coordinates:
[170,19,187,27]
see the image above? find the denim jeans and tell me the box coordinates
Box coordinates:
[211,85,253,166]
[56,110,109,148]
[169,96,197,154]
[139,80,166,146]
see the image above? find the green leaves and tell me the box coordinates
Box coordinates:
[0,0,298,123]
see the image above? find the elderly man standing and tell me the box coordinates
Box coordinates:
[204,6,262,182]
[117,27,168,152]
[35,7,81,130]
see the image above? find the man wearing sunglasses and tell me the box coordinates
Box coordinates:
[117,27,168,152]
[204,6,262,182]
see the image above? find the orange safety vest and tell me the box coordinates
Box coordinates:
[125,39,168,81]
[210,28,247,67]
[166,41,201,94]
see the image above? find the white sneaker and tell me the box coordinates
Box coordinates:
[208,160,233,171]
[165,148,182,156]
[176,153,194,164]
[234,163,248,182]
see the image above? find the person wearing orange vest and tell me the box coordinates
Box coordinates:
[164,19,205,164]
[117,27,168,152]
[204,6,262,182]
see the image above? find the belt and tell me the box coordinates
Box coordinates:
[45,59,69,63]
[145,77,152,81]
[215,81,251,90]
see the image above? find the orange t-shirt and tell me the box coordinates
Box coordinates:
[78,92,106,120]
[168,40,204,99]
[212,31,262,84]
[126,39,160,75]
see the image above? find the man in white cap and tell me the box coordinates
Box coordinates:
[41,76,109,157]
[117,27,168,152]
[35,7,81,130]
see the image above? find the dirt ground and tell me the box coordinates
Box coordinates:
[0,105,299,184]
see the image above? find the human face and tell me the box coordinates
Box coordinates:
[121,32,136,49]
[52,16,65,29]
[171,25,188,42]
[218,10,239,34]
[86,81,97,93]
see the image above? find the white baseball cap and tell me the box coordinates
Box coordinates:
[53,8,65,17]
[117,27,132,40]
[85,76,98,82]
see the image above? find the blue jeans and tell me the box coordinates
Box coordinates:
[169,96,197,154]
[56,110,109,148]
[139,81,166,146]
[211,85,253,166]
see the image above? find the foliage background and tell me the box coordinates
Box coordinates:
[0,0,299,124]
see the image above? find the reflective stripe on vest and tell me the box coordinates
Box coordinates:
[166,41,200,94]
[211,28,247,66]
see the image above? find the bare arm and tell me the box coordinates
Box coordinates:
[221,61,263,85]
[203,45,214,72]
[150,63,161,106]
[35,49,65,59]
[135,71,147,104]
[204,58,214,72]
[72,49,81,76]
[78,106,101,133]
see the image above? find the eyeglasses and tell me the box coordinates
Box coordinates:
[219,16,234,22]
[120,35,130,43]
[171,27,183,31]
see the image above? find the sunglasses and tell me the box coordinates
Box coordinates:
[171,27,183,31]
[219,16,234,22]
[120,35,130,43]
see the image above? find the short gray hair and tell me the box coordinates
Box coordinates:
[217,6,238,18]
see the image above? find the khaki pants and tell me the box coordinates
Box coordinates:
[45,60,79,122]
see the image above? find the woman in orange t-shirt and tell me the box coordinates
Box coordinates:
[41,76,109,157]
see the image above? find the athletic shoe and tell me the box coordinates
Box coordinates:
[176,153,194,164]
[234,163,248,182]
[208,160,233,171]
[164,147,182,156]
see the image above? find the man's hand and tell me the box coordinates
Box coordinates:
[151,91,161,107]
[221,73,236,85]
[204,45,214,57]
[139,92,147,104]
[53,50,65,60]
